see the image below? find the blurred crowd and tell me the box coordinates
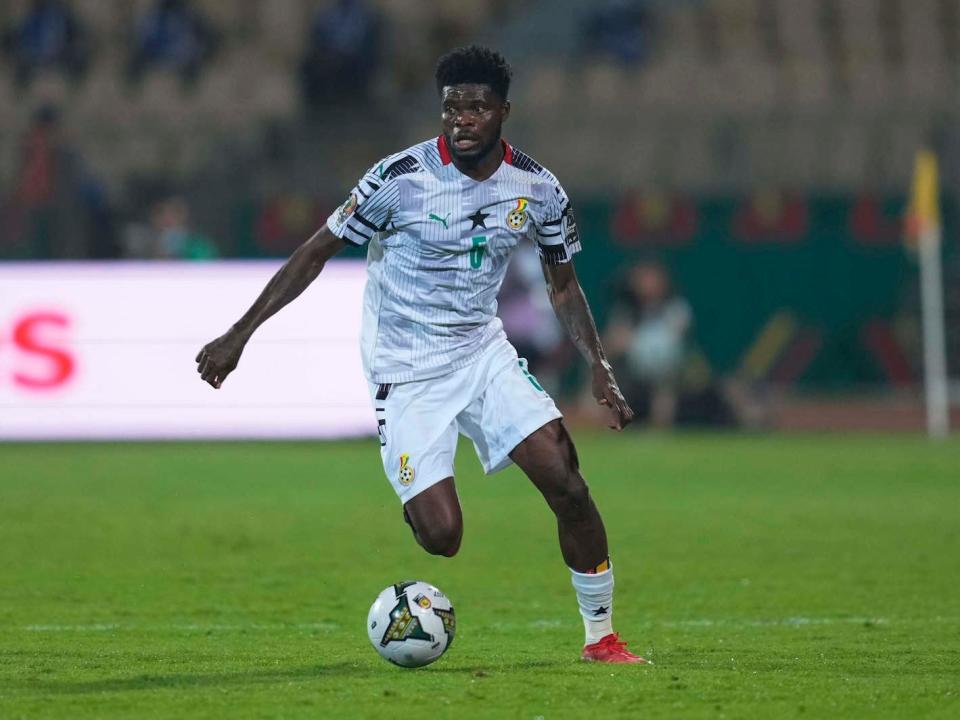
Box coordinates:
[3,0,473,259]
[0,0,670,267]
[2,103,215,259]
[2,0,219,90]
[3,0,956,261]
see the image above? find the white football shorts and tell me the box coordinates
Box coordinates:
[367,334,563,503]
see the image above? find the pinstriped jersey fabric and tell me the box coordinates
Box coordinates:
[326,136,582,383]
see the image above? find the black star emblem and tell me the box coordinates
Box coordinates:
[593,606,609,616]
[467,209,490,230]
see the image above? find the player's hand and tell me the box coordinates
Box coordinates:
[591,361,634,431]
[195,329,247,389]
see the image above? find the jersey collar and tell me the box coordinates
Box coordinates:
[437,135,513,168]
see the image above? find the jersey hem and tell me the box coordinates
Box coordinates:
[364,324,507,384]
[364,348,486,384]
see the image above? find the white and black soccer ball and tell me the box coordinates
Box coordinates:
[367,581,456,668]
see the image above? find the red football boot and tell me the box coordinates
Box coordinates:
[581,633,652,664]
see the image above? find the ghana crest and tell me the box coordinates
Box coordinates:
[398,454,415,486]
[336,193,358,224]
[506,198,529,230]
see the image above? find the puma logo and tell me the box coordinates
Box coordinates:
[428,212,450,229]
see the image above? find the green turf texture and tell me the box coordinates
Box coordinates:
[1,433,958,719]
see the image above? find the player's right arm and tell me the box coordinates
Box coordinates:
[195,225,346,388]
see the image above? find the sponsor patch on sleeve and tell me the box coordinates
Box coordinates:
[563,205,580,246]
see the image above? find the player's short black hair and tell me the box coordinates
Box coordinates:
[435,45,512,100]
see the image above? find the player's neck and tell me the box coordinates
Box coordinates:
[452,141,505,183]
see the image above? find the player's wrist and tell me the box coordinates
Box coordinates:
[229,323,254,344]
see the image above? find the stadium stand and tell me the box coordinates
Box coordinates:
[1,0,958,246]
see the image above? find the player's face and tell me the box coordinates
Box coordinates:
[440,84,510,164]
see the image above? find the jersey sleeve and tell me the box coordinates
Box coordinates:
[325,164,400,246]
[534,181,582,265]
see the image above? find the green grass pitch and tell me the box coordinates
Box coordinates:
[1,433,958,719]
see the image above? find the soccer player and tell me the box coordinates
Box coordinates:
[195,46,647,664]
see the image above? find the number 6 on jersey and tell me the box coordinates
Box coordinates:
[470,236,487,269]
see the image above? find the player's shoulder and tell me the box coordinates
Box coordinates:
[505,142,567,196]
[363,138,443,183]
[504,142,569,209]
[504,144,560,183]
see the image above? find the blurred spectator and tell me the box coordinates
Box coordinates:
[603,261,746,427]
[2,0,88,88]
[300,0,381,109]
[2,106,117,259]
[581,0,656,65]
[124,196,218,259]
[127,0,218,88]
[14,107,60,211]
[605,262,691,426]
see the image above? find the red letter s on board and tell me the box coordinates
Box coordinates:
[12,312,76,389]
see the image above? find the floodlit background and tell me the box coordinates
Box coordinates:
[1,0,958,437]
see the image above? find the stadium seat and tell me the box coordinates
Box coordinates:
[255,0,312,64]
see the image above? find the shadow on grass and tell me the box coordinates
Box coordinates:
[8,659,564,696]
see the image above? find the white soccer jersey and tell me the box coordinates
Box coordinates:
[326,136,582,383]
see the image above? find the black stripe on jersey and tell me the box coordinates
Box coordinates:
[538,242,567,265]
[357,186,370,199]
[382,155,420,179]
[375,383,392,400]
[539,231,562,238]
[352,210,379,232]
[341,232,364,247]
[542,216,562,227]
[364,179,381,191]
[511,148,545,174]
[346,224,372,240]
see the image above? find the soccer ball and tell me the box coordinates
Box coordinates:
[367,580,456,668]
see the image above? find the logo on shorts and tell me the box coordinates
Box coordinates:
[336,193,358,224]
[398,454,415,486]
[506,198,529,230]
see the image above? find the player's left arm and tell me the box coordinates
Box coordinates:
[541,260,634,431]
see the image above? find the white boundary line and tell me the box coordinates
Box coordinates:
[11,617,958,633]
[17,622,340,632]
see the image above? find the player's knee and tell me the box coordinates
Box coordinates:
[550,473,592,521]
[417,518,463,557]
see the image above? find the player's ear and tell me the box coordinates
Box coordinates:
[501,100,511,122]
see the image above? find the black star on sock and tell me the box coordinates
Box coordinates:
[467,209,490,230]
[593,606,609,616]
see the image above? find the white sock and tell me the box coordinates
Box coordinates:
[570,563,614,645]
